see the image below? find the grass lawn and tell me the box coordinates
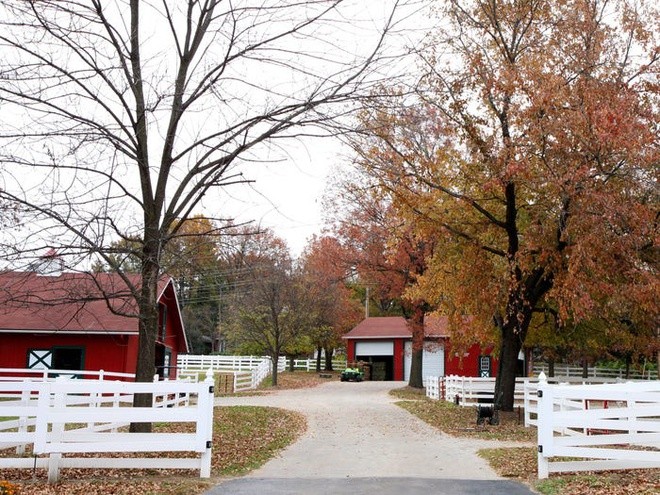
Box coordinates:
[258,370,339,390]
[392,386,660,495]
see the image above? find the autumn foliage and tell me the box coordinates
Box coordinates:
[346,0,659,408]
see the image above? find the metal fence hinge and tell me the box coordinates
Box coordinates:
[209,385,214,394]
[538,445,543,453]
[537,390,543,398]
[206,440,212,449]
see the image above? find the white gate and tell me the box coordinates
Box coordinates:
[536,378,660,478]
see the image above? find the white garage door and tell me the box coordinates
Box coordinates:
[355,341,394,356]
[404,341,444,382]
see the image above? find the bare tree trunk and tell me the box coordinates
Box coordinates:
[131,243,160,432]
[407,307,425,389]
[324,347,334,371]
[316,346,322,372]
[494,322,523,412]
[271,352,279,387]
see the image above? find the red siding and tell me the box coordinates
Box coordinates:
[445,343,499,377]
[393,338,404,381]
[346,340,356,363]
[0,333,135,377]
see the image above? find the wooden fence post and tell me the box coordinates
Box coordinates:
[524,381,531,427]
[199,370,215,478]
[537,372,551,479]
[16,388,30,455]
[48,376,68,483]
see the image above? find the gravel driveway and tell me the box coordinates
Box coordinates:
[204,380,536,495]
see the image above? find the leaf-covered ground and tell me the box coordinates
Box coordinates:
[258,370,339,390]
[1,402,306,494]
[392,386,536,442]
[393,386,660,495]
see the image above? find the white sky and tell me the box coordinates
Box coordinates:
[223,138,341,256]
[210,1,434,257]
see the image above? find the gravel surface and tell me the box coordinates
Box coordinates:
[205,380,536,494]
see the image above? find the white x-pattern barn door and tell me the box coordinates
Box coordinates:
[27,349,52,369]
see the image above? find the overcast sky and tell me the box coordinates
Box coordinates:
[215,1,434,257]
[226,137,341,256]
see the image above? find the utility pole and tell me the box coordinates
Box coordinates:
[365,286,369,319]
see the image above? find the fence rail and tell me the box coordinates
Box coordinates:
[425,374,637,415]
[290,358,347,371]
[176,355,341,392]
[176,355,269,372]
[0,374,214,483]
[533,364,656,381]
[536,377,660,478]
[0,367,135,381]
[426,375,529,407]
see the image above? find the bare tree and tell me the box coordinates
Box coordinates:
[221,229,310,386]
[0,0,407,419]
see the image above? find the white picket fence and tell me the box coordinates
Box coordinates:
[426,376,442,399]
[426,374,628,412]
[0,367,135,381]
[289,358,347,371]
[533,363,656,381]
[177,354,269,372]
[176,355,275,392]
[0,373,215,483]
[536,376,660,478]
[425,375,528,406]
[176,355,336,392]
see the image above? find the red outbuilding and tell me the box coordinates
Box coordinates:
[343,316,500,381]
[0,270,188,379]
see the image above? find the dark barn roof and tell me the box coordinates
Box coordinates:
[0,271,177,336]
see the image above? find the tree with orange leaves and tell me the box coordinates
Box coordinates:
[350,0,659,409]
[325,172,436,388]
[298,236,363,371]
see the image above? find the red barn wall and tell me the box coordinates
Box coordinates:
[346,340,356,363]
[393,339,404,381]
[157,290,187,379]
[445,343,499,377]
[0,333,137,377]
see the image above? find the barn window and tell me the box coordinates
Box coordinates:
[26,347,84,377]
[52,347,85,372]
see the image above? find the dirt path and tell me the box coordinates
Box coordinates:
[204,381,535,494]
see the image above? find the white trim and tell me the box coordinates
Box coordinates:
[161,277,189,353]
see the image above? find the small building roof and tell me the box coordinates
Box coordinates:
[342,315,452,340]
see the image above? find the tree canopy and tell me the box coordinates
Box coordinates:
[345,0,659,407]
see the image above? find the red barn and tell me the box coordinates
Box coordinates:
[0,271,188,379]
[343,316,499,381]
